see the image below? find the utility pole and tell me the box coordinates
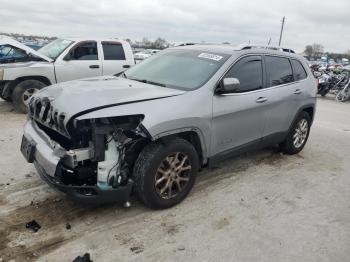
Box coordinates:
[278,16,285,46]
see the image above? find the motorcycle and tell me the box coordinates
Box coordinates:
[336,79,350,102]
[317,72,332,96]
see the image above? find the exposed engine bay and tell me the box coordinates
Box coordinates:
[32,114,150,199]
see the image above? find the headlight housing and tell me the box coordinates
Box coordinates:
[0,69,3,81]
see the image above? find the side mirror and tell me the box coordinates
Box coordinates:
[218,78,240,94]
[63,54,71,61]
[63,51,73,61]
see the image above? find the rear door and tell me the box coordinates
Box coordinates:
[260,55,297,139]
[54,40,102,82]
[290,58,309,109]
[101,41,130,76]
[211,55,268,156]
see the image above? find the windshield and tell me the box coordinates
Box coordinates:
[38,38,73,60]
[125,49,230,90]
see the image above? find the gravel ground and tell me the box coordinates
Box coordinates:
[0,97,349,262]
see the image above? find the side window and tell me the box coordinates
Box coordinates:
[224,56,263,92]
[291,59,307,81]
[102,42,126,60]
[265,56,293,87]
[69,41,98,60]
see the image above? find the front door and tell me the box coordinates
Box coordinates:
[211,55,268,156]
[54,41,102,83]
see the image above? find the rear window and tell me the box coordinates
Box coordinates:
[291,59,307,81]
[102,42,126,60]
[265,56,294,87]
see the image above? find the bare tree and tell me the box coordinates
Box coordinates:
[312,43,324,59]
[304,45,313,59]
[142,37,150,47]
[154,37,167,49]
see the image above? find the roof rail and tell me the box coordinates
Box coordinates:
[238,44,295,53]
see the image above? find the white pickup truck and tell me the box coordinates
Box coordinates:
[0,36,135,112]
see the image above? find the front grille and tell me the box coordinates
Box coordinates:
[35,121,74,149]
[29,97,68,137]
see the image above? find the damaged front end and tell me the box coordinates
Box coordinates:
[23,111,150,205]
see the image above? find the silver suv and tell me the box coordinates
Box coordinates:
[21,44,317,209]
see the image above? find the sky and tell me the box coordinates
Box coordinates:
[0,0,349,53]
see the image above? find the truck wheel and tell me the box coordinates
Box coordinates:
[0,83,11,102]
[280,111,311,155]
[0,84,4,101]
[11,80,46,113]
[133,138,199,209]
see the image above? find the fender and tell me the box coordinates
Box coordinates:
[152,126,208,165]
[2,75,52,98]
[287,103,315,134]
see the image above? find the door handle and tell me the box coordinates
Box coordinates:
[89,65,100,69]
[256,97,268,103]
[123,65,130,68]
[294,89,302,94]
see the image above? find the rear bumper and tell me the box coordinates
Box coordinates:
[23,119,133,205]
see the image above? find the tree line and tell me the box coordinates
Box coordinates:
[125,37,173,50]
[304,43,350,61]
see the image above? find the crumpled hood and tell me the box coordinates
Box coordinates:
[0,35,52,63]
[33,76,186,123]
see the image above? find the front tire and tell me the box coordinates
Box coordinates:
[11,79,46,113]
[133,138,199,209]
[0,82,11,102]
[280,111,311,155]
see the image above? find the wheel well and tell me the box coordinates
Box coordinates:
[125,131,205,172]
[14,76,51,86]
[5,76,51,96]
[160,131,204,165]
[302,107,314,122]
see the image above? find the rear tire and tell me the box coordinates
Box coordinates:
[11,79,46,113]
[133,138,199,209]
[280,111,311,155]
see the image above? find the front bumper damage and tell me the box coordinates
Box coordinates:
[34,162,133,205]
[22,119,134,205]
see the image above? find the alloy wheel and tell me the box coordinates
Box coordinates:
[22,88,38,106]
[155,152,192,199]
[293,119,308,148]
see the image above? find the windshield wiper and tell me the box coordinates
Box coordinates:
[129,78,166,87]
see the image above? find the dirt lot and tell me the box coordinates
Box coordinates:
[0,97,350,262]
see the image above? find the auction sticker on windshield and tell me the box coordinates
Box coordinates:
[198,53,223,61]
